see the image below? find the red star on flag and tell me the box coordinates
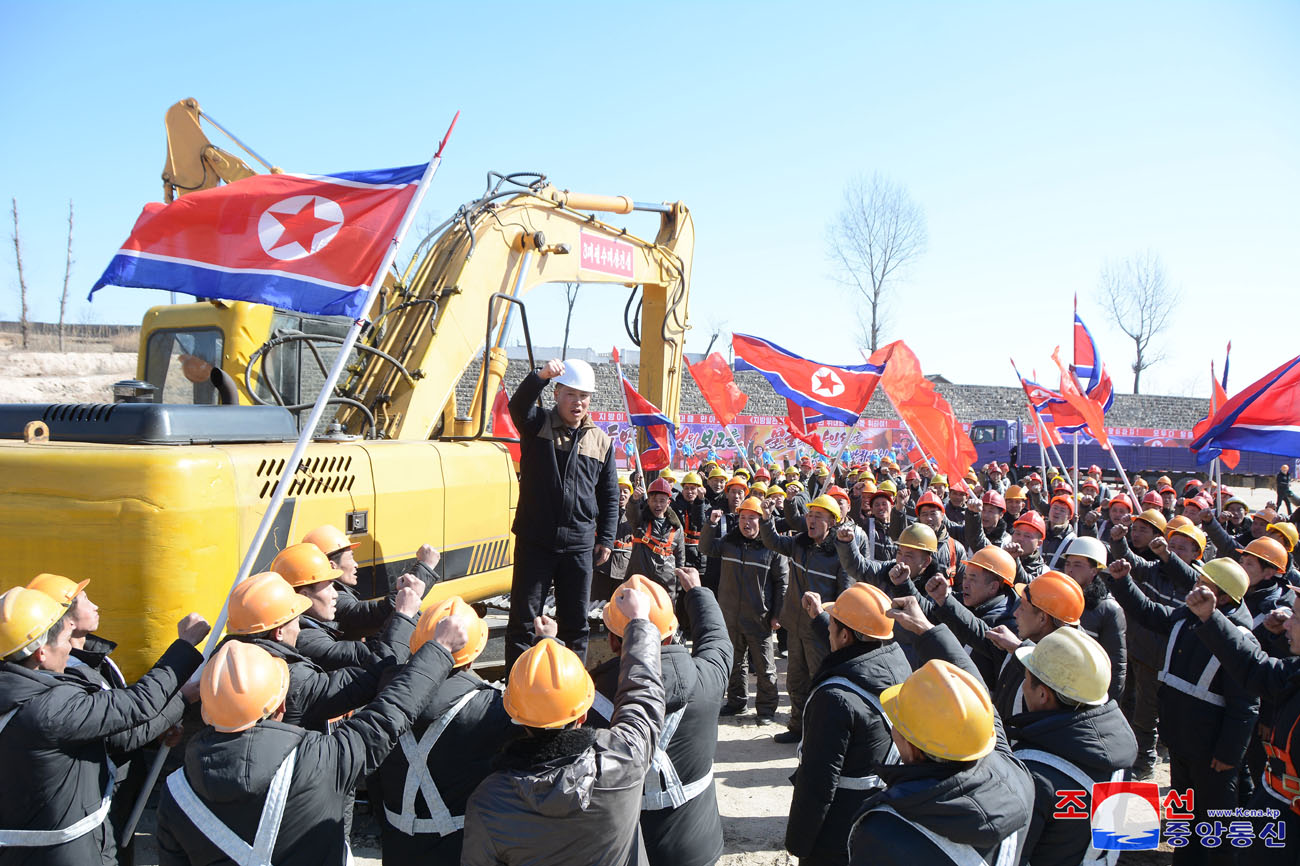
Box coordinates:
[815,371,837,392]
[269,197,340,254]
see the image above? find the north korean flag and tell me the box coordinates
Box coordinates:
[612,352,676,471]
[733,333,884,425]
[1190,353,1300,458]
[90,164,426,318]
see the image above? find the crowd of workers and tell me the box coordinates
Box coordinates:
[2,355,1300,866]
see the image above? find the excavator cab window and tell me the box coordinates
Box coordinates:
[143,328,224,404]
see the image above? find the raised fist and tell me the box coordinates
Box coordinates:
[177,613,211,647]
[889,562,912,586]
[539,359,566,380]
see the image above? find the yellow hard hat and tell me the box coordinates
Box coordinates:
[768,486,787,499]
[412,596,488,667]
[1015,627,1111,706]
[227,572,310,636]
[881,659,996,761]
[1133,509,1168,534]
[815,465,830,477]
[301,524,359,558]
[708,467,729,481]
[660,470,677,483]
[618,477,633,491]
[931,474,949,487]
[502,638,595,728]
[748,481,768,497]
[1168,522,1207,555]
[200,641,290,733]
[735,467,752,480]
[26,573,90,607]
[827,582,894,640]
[807,494,842,521]
[603,574,678,639]
[872,480,898,499]
[786,480,804,493]
[0,587,66,660]
[271,543,341,589]
[898,523,938,553]
[1267,522,1298,553]
[1195,558,1249,603]
[681,472,703,487]
[737,496,766,517]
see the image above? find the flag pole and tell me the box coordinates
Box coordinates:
[827,417,863,478]
[118,113,459,848]
[1062,365,1139,507]
[1072,433,1080,536]
[612,350,646,482]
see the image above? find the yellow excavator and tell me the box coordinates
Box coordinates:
[0,99,694,677]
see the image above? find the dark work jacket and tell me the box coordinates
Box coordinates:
[224,633,388,733]
[1107,568,1261,765]
[157,641,454,866]
[625,498,688,603]
[1014,549,1047,584]
[672,492,707,569]
[1007,701,1138,866]
[462,620,665,866]
[762,521,852,644]
[699,520,788,636]
[594,505,635,602]
[1041,523,1076,569]
[333,580,392,639]
[846,625,1035,866]
[1108,535,1194,668]
[851,512,898,562]
[785,491,810,526]
[787,624,911,866]
[1079,578,1127,702]
[589,588,731,866]
[840,549,944,666]
[510,371,619,552]
[1244,579,1296,662]
[927,590,1019,689]
[964,515,1008,552]
[0,640,201,866]
[376,669,513,865]
[295,609,415,672]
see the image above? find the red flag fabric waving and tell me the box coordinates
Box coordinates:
[1052,347,1111,450]
[687,353,749,426]
[877,341,977,482]
[491,387,521,462]
[784,399,828,457]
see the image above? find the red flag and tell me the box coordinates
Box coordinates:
[687,353,748,426]
[784,398,828,457]
[491,387,521,462]
[878,341,977,481]
[1192,361,1241,469]
[1011,359,1064,447]
[1052,347,1111,450]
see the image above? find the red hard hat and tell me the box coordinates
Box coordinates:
[1088,465,1101,474]
[982,490,1006,511]
[1080,478,1099,492]
[1013,510,1047,538]
[1028,472,1042,482]
[1107,494,1134,513]
[999,462,1009,472]
[1142,490,1164,508]
[906,469,920,482]
[1183,479,1204,493]
[826,485,850,503]
[648,478,673,497]
[916,490,945,512]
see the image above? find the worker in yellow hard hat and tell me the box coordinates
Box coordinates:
[674,471,708,571]
[0,586,209,864]
[847,594,1034,865]
[374,598,510,865]
[1106,555,1259,842]
[760,494,852,744]
[462,585,667,865]
[1011,628,1138,866]
[586,569,730,864]
[786,583,909,864]
[158,612,470,866]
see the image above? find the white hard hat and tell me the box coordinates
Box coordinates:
[1063,536,1108,567]
[553,359,595,393]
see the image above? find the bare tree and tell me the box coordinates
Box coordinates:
[703,316,726,357]
[1099,251,1179,395]
[827,174,928,352]
[60,200,75,352]
[561,283,580,359]
[10,198,30,349]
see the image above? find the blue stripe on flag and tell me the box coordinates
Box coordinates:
[325,164,428,185]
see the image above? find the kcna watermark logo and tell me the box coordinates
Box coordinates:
[1054,782,1287,851]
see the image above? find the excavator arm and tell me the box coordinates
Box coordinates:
[162,98,282,202]
[336,173,694,442]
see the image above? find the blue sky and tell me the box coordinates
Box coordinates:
[2,1,1296,399]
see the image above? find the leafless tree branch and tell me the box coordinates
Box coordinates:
[10,198,29,350]
[60,200,74,353]
[561,283,580,359]
[1098,250,1180,394]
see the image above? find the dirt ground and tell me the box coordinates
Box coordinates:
[0,350,134,403]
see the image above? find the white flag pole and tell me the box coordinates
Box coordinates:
[612,351,646,483]
[120,113,458,848]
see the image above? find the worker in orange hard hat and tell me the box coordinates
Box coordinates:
[918,545,1020,688]
[462,585,667,866]
[786,583,910,866]
[303,523,440,640]
[0,585,209,865]
[1106,556,1259,864]
[158,613,470,866]
[374,598,511,865]
[586,568,731,866]
[846,595,1034,866]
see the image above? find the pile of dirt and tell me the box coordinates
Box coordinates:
[0,351,135,403]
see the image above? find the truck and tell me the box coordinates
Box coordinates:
[0,99,695,677]
[968,418,1285,488]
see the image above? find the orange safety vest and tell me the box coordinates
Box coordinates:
[632,525,678,558]
[1262,714,1300,816]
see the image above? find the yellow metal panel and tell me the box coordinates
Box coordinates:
[138,301,275,403]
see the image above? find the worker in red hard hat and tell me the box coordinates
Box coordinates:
[626,477,688,607]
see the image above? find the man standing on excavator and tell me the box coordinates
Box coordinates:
[505,358,619,669]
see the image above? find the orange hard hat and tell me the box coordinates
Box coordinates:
[1239,537,1289,573]
[502,638,595,728]
[1014,571,1084,625]
[271,543,340,589]
[603,574,678,640]
[826,582,894,640]
[227,572,310,636]
[1004,485,1027,501]
[1013,510,1047,539]
[736,496,765,517]
[412,595,488,667]
[26,573,90,606]
[301,524,359,558]
[966,546,1017,587]
[200,641,291,733]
